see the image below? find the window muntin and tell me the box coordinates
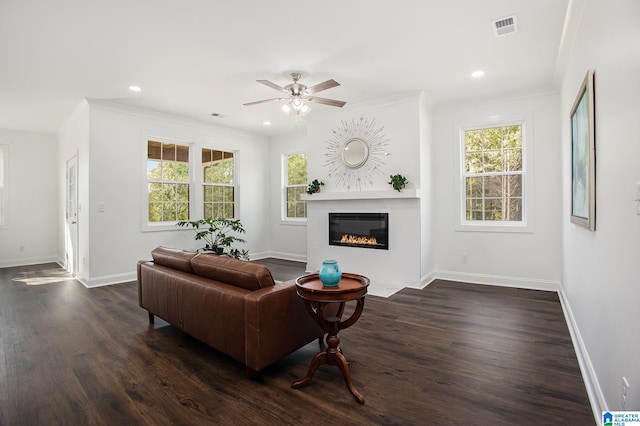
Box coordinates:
[202,148,235,219]
[462,124,524,223]
[284,153,307,219]
[147,140,190,223]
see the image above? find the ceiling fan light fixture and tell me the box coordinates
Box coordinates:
[281,100,310,116]
[291,98,304,110]
[246,72,344,116]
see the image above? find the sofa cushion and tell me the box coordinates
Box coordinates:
[151,246,197,274]
[191,253,275,291]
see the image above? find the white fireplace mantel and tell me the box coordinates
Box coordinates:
[301,189,420,201]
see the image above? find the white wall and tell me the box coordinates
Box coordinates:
[0,129,58,267]
[419,92,436,283]
[268,129,308,261]
[560,0,640,414]
[70,100,270,286]
[432,93,563,290]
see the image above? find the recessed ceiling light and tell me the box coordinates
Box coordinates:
[471,70,485,78]
[129,85,141,92]
[263,121,271,126]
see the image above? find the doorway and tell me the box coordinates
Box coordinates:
[65,156,78,277]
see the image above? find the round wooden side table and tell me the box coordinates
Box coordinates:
[291,272,370,404]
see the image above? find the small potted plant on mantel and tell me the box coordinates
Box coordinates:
[388,174,408,192]
[306,179,324,195]
[176,218,249,260]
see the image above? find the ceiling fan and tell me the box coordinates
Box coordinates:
[244,72,346,114]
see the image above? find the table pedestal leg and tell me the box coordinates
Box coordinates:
[291,319,365,404]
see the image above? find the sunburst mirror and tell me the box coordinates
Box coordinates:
[324,116,389,191]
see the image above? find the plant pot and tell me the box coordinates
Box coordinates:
[319,259,342,287]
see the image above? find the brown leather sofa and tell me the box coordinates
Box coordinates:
[137,246,323,377]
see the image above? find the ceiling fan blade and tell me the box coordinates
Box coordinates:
[243,97,287,106]
[256,79,290,94]
[305,79,340,94]
[307,96,346,108]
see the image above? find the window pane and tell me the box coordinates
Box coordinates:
[203,149,234,184]
[483,127,502,150]
[204,203,212,219]
[466,177,482,197]
[483,150,503,173]
[148,183,162,202]
[465,130,483,151]
[462,124,524,223]
[505,175,522,197]
[204,185,212,202]
[484,176,503,198]
[149,202,162,222]
[148,141,162,160]
[176,183,189,202]
[287,153,308,185]
[162,202,176,221]
[176,144,189,162]
[223,186,234,202]
[484,198,503,221]
[465,152,483,174]
[504,149,522,171]
[147,140,190,222]
[213,185,223,200]
[467,199,483,220]
[147,160,161,179]
[177,202,189,220]
[506,197,522,221]
[223,202,234,219]
[284,153,308,219]
[503,125,522,148]
[213,203,222,219]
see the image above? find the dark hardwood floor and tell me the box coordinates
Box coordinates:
[0,261,594,425]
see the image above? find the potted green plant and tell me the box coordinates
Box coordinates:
[176,218,249,260]
[388,174,408,192]
[306,179,325,195]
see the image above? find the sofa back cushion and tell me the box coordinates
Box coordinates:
[151,246,197,274]
[191,253,275,291]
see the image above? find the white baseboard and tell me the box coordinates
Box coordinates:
[434,270,561,292]
[251,251,307,263]
[81,272,137,288]
[558,289,605,425]
[0,255,59,269]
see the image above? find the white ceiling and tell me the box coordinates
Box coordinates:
[0,0,570,137]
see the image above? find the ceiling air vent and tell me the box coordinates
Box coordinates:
[492,15,517,37]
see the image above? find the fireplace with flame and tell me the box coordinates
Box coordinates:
[329,213,389,250]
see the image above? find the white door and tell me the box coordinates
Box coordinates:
[65,156,78,276]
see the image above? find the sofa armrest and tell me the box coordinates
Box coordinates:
[244,280,323,372]
[137,260,152,308]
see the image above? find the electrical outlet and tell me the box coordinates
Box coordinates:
[622,376,630,410]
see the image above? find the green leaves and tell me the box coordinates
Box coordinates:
[176,218,249,260]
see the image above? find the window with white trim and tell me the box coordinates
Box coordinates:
[147,140,190,223]
[202,148,236,219]
[462,123,525,224]
[284,152,307,219]
[0,144,7,226]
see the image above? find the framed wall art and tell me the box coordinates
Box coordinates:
[570,69,596,230]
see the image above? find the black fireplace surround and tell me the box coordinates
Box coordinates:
[329,213,389,250]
